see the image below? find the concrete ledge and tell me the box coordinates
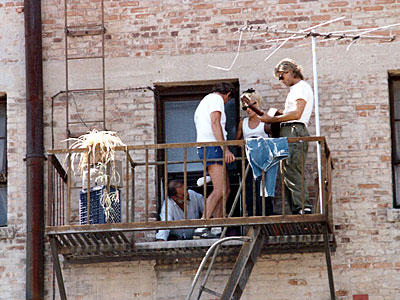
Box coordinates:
[387,208,400,222]
[135,238,243,250]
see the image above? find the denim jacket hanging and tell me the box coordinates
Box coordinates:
[245,137,289,197]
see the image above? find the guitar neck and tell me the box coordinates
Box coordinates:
[241,95,264,116]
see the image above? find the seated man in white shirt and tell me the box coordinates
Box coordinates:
[155,179,204,241]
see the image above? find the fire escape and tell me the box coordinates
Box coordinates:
[46,0,336,299]
[47,138,336,300]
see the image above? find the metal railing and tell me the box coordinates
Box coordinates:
[47,137,332,230]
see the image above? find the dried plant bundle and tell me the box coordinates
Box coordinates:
[64,129,125,174]
[63,129,126,222]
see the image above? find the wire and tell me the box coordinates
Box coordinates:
[208,30,244,71]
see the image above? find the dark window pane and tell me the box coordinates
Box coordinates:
[395,122,400,161]
[0,102,5,137]
[394,80,400,120]
[0,140,4,174]
[392,77,400,208]
[394,165,400,207]
[165,100,202,172]
[0,185,7,226]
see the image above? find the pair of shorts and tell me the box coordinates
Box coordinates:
[197,146,223,167]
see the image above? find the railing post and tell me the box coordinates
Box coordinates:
[320,139,328,217]
[67,154,71,225]
[241,145,246,217]
[47,155,53,226]
[145,148,149,222]
[164,149,168,223]
[301,139,305,215]
[202,147,207,218]
[222,144,226,218]
[131,163,135,223]
[87,151,91,224]
[184,148,188,219]
[281,160,285,215]
[125,147,130,223]
[261,171,265,216]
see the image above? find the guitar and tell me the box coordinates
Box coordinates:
[241,95,264,116]
[241,94,281,138]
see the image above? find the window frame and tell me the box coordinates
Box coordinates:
[154,79,240,208]
[389,74,400,208]
[0,92,7,226]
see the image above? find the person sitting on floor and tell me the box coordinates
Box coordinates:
[155,179,204,241]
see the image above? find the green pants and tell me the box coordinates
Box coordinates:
[280,123,311,213]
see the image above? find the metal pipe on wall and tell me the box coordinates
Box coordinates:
[24,0,45,298]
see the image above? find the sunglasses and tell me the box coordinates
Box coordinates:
[278,71,288,81]
[242,102,257,111]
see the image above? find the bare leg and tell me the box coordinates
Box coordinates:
[205,163,230,218]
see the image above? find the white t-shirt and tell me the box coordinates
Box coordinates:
[283,80,314,126]
[242,118,269,140]
[194,93,227,142]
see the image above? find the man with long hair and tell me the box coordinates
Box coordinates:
[259,58,314,215]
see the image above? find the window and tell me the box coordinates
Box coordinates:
[0,93,6,226]
[155,80,241,207]
[389,75,400,208]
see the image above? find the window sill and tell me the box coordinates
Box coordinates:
[387,208,400,222]
[0,226,16,241]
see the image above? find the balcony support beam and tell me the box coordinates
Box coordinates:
[50,237,67,300]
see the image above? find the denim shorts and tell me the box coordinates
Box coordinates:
[197,146,223,167]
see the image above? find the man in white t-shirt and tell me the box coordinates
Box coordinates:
[259,58,314,215]
[194,82,236,224]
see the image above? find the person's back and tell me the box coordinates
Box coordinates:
[194,93,227,143]
[193,82,236,238]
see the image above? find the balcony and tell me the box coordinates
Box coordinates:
[46,136,335,264]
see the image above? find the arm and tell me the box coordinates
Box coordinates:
[189,190,205,218]
[235,119,244,140]
[258,99,306,123]
[263,122,271,135]
[210,111,235,163]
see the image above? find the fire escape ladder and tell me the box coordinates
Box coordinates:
[186,225,266,300]
[187,222,336,300]
[64,0,107,141]
[220,225,266,300]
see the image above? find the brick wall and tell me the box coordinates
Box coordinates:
[0,0,27,299]
[41,0,400,60]
[1,0,400,299]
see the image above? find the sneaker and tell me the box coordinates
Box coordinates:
[196,176,211,187]
[304,208,312,214]
[194,227,210,237]
[296,208,312,215]
[210,227,222,237]
[200,228,220,239]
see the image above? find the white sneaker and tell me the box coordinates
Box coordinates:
[210,227,222,237]
[298,208,312,215]
[194,227,210,236]
[196,176,211,187]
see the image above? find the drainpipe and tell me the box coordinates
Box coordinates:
[24,0,44,298]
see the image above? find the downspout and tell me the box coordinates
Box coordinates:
[24,0,44,298]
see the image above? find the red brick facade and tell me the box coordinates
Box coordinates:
[1,0,400,299]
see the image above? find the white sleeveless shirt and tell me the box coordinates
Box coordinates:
[242,118,269,140]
